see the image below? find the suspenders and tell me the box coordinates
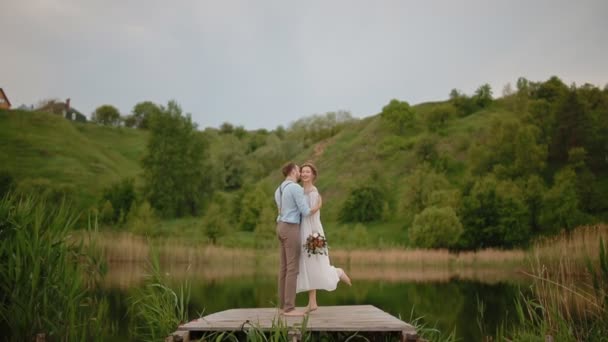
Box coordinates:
[278,181,294,218]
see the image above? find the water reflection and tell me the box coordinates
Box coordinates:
[104,262,529,341]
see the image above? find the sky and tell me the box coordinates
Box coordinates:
[2,0,607,130]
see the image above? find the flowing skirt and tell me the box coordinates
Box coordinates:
[296,192,340,293]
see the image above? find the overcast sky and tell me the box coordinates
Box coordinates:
[2,1,607,130]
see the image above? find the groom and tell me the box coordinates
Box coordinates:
[274,162,319,317]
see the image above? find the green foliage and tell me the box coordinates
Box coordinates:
[128,251,190,342]
[521,175,546,235]
[218,135,247,190]
[539,167,584,233]
[425,103,457,131]
[100,199,114,224]
[239,186,270,231]
[459,176,530,249]
[0,195,109,341]
[92,104,121,126]
[131,101,161,129]
[449,89,480,116]
[415,135,439,164]
[381,99,414,134]
[287,110,356,147]
[142,100,210,218]
[550,88,594,163]
[473,83,493,108]
[100,178,136,224]
[127,201,159,234]
[402,165,451,216]
[254,204,277,249]
[203,203,229,244]
[0,170,14,197]
[409,206,463,248]
[15,177,76,205]
[470,119,546,178]
[339,186,386,223]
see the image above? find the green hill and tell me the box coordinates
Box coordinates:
[0,110,147,207]
[2,77,607,249]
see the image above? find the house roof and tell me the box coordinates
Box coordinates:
[0,88,11,107]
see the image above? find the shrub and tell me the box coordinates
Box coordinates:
[339,186,385,223]
[101,178,136,224]
[203,203,228,245]
[409,206,463,248]
[127,201,159,235]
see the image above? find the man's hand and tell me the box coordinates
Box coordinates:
[311,194,322,213]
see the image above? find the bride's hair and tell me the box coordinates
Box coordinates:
[300,162,318,181]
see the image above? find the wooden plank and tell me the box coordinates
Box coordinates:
[178,305,417,335]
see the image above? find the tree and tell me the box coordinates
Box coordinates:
[203,203,228,244]
[449,89,478,116]
[254,204,277,248]
[532,76,568,103]
[380,99,414,135]
[409,206,463,249]
[459,176,530,249]
[470,119,546,179]
[402,165,451,215]
[131,101,161,129]
[521,175,546,235]
[550,88,593,163]
[339,186,385,223]
[539,168,583,233]
[92,105,120,126]
[474,84,493,108]
[239,185,268,231]
[141,100,210,218]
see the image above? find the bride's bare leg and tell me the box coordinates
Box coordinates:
[306,290,318,312]
[337,268,352,286]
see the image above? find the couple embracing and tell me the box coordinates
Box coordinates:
[274,162,352,317]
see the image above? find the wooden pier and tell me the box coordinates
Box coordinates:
[167,305,418,341]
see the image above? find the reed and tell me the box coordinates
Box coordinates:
[128,248,191,342]
[490,225,608,341]
[0,194,110,341]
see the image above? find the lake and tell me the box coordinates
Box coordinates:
[102,261,531,341]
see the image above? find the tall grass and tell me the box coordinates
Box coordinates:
[490,225,608,341]
[128,249,191,342]
[0,194,110,341]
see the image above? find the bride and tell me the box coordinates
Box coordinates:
[296,162,351,312]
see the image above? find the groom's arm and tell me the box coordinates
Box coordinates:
[290,186,315,217]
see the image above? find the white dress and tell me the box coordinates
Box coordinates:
[296,188,341,293]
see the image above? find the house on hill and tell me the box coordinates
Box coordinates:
[37,98,87,122]
[0,88,11,110]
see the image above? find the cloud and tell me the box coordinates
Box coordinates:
[1,0,607,129]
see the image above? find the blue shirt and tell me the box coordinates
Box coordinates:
[274,180,311,224]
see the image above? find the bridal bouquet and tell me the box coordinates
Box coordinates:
[303,232,328,257]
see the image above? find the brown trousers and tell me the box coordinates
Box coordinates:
[276,221,301,312]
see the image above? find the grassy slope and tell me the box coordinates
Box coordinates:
[278,102,509,222]
[8,100,602,245]
[0,109,148,206]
